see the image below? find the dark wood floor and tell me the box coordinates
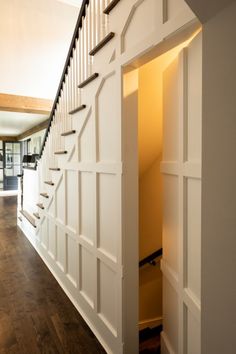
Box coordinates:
[0,196,106,354]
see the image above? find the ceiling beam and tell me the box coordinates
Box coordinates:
[0,93,53,115]
[0,136,18,142]
[17,119,49,140]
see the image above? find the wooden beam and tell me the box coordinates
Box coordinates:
[17,119,49,140]
[0,136,18,141]
[0,93,53,114]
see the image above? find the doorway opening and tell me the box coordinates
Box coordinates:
[123,27,201,353]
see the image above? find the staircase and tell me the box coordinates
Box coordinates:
[18,1,125,353]
[20,0,118,224]
[16,0,198,353]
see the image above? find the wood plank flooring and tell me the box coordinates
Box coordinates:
[0,196,106,354]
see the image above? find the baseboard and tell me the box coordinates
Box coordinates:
[139,316,163,331]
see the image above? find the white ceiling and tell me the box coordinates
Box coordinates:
[56,0,83,7]
[0,0,81,137]
[0,113,48,136]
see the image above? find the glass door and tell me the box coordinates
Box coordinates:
[3,141,22,190]
[0,141,3,190]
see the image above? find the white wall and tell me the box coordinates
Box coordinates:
[0,0,79,99]
[202,2,236,353]
[21,129,46,154]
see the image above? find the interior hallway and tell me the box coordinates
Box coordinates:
[0,196,106,354]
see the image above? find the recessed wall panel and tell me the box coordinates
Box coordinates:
[41,218,48,250]
[66,170,78,233]
[48,219,56,259]
[97,73,119,162]
[80,247,94,308]
[98,261,117,335]
[164,0,187,22]
[57,227,66,272]
[80,172,95,245]
[56,178,65,223]
[186,178,201,301]
[66,234,77,286]
[98,173,120,261]
[162,277,179,353]
[122,0,161,53]
[79,115,94,162]
[187,34,202,162]
[184,305,201,354]
[163,175,179,274]
[48,198,55,218]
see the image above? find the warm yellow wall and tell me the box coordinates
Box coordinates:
[138,57,163,324]
[138,46,186,324]
[138,40,195,324]
[139,157,163,259]
[138,61,163,176]
[138,43,190,176]
[139,158,163,323]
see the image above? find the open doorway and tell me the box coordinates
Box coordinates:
[123,28,201,353]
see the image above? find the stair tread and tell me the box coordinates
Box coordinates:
[78,73,99,89]
[89,32,115,56]
[36,203,44,210]
[40,193,49,198]
[69,105,86,115]
[49,167,60,171]
[54,150,67,155]
[104,0,121,14]
[61,130,76,137]
[20,210,36,228]
[44,181,54,186]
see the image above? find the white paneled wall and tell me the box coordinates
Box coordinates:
[18,1,199,353]
[161,33,202,354]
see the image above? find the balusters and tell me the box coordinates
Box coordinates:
[88,2,93,76]
[41,0,113,166]
[104,0,109,34]
[96,0,101,46]
[70,56,74,114]
[91,0,96,51]
[61,82,66,137]
[64,77,67,132]
[75,38,81,106]
[86,6,89,79]
[101,0,106,38]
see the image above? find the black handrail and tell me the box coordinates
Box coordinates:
[39,0,90,160]
[139,248,163,268]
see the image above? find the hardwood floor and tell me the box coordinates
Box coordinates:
[0,196,106,354]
